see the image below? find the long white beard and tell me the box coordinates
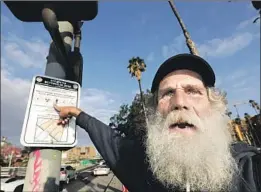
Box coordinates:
[145,109,238,191]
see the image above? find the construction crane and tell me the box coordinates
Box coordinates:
[231,101,261,146]
[232,101,252,145]
[244,113,261,147]
[249,100,260,114]
[233,101,248,117]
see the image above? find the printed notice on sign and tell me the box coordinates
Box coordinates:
[20,75,80,147]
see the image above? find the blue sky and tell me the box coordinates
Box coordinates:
[1,1,260,147]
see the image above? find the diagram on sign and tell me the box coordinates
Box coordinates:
[33,99,68,143]
[34,116,68,142]
[21,75,80,147]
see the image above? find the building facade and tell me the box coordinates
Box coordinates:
[62,146,97,162]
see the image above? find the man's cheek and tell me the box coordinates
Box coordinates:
[157,102,168,116]
[195,106,211,118]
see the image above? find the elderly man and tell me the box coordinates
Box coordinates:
[54,54,261,192]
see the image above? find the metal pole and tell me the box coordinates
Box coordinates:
[104,174,115,192]
[234,105,240,118]
[8,151,13,167]
[23,21,74,192]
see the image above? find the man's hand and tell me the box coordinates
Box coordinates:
[54,104,82,126]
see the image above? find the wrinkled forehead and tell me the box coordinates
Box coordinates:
[159,69,205,89]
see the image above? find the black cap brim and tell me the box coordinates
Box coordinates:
[151,53,215,93]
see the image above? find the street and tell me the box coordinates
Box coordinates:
[61,169,122,192]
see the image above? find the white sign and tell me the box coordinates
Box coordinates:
[20,75,80,147]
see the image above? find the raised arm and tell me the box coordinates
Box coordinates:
[53,105,147,191]
[76,111,121,169]
[53,105,122,170]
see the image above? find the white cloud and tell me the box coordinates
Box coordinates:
[161,17,259,60]
[236,16,259,30]
[216,65,259,114]
[226,69,248,81]
[1,14,11,25]
[232,80,247,89]
[220,68,256,92]
[1,69,31,146]
[1,57,14,73]
[146,52,154,62]
[219,68,259,116]
[162,34,186,59]
[2,34,49,69]
[80,88,120,124]
[197,15,260,58]
[198,32,254,58]
[162,31,256,59]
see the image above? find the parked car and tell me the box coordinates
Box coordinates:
[92,165,110,176]
[0,177,24,192]
[60,165,77,184]
[98,160,106,166]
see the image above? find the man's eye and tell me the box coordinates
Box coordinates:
[163,90,174,97]
[186,88,200,94]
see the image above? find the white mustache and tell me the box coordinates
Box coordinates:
[164,110,202,130]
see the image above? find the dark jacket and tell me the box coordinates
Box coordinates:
[76,112,261,192]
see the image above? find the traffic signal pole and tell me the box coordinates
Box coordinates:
[23,21,74,192]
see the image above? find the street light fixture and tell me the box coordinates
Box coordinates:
[4,1,98,22]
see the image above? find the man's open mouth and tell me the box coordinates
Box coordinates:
[169,122,195,129]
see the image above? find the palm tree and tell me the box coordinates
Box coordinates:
[168,0,199,56]
[127,57,148,122]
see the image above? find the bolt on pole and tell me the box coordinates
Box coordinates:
[23,21,74,192]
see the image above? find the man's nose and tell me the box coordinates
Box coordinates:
[169,89,189,111]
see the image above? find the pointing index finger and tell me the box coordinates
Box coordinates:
[53,102,61,112]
